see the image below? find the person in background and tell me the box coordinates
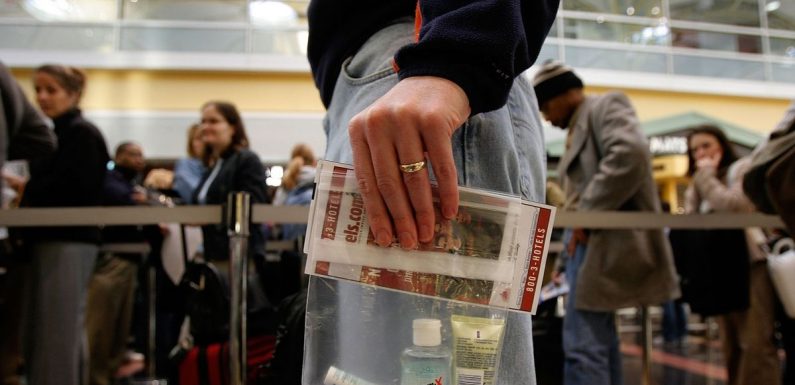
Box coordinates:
[143,123,206,205]
[659,201,688,349]
[19,64,110,385]
[684,125,780,385]
[273,144,316,240]
[86,142,148,385]
[173,123,205,204]
[0,60,57,385]
[194,101,266,262]
[533,61,679,385]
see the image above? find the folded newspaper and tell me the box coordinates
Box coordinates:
[303,161,556,314]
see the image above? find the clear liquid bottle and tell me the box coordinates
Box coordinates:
[400,319,452,385]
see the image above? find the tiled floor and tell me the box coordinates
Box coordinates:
[621,338,728,385]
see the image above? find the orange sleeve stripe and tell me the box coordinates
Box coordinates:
[414,1,422,42]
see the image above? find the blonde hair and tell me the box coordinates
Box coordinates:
[186,123,202,158]
[282,144,315,190]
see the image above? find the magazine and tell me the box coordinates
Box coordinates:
[303,161,556,314]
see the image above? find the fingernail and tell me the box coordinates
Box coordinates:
[376,230,392,246]
[419,224,433,242]
[443,206,458,219]
[399,232,416,249]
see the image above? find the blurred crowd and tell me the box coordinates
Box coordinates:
[0,57,792,385]
[0,62,314,385]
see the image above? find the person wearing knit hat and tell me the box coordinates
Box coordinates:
[533,60,585,129]
[533,62,680,385]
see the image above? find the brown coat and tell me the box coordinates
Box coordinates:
[685,158,767,262]
[558,92,680,311]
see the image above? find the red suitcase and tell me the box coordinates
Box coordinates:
[179,335,276,385]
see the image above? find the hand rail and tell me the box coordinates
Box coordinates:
[0,206,783,229]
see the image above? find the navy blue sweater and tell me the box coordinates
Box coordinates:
[308,0,560,115]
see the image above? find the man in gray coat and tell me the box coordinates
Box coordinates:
[533,61,679,385]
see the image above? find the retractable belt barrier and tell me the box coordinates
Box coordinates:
[0,201,785,385]
[0,205,784,229]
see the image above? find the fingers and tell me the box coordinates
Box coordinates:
[394,136,435,244]
[349,117,394,248]
[422,124,459,220]
[363,111,420,250]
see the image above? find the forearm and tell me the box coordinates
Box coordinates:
[693,169,755,213]
[395,0,559,114]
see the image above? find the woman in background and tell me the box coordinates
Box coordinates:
[194,101,266,261]
[21,64,110,385]
[273,144,316,240]
[172,123,206,204]
[684,125,779,385]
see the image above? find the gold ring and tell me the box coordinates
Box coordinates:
[399,160,426,173]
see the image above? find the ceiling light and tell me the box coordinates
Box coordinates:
[249,0,298,26]
[766,1,781,12]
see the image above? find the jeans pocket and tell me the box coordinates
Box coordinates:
[340,56,397,87]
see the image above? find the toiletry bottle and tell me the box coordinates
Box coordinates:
[400,319,452,385]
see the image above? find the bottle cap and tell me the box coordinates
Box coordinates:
[413,318,442,347]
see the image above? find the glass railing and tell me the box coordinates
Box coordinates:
[1,0,793,84]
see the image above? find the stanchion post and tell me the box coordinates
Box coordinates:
[148,259,157,377]
[640,306,653,385]
[227,192,251,385]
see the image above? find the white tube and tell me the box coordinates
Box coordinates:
[324,366,381,385]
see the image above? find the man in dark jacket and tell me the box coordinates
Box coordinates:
[306,2,559,384]
[86,142,149,385]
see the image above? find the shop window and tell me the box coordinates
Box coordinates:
[564,18,670,46]
[669,0,761,27]
[563,0,665,17]
[672,29,762,54]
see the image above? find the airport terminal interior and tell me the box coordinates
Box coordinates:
[0,0,794,385]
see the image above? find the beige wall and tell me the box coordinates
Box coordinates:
[589,86,792,134]
[12,68,792,134]
[12,68,325,112]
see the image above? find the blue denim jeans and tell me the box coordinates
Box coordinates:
[308,20,547,385]
[662,300,687,343]
[563,230,622,385]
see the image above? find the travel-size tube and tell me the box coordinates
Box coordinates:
[450,315,507,385]
[324,366,382,385]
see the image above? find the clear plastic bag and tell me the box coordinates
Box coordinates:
[301,161,556,385]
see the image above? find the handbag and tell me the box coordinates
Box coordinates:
[668,229,751,317]
[181,254,278,346]
[768,238,795,318]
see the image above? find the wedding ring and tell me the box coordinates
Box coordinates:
[399,160,426,173]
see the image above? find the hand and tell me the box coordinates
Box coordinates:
[144,169,174,190]
[3,174,26,192]
[552,270,564,286]
[348,76,471,249]
[696,154,720,171]
[159,223,171,236]
[131,191,148,204]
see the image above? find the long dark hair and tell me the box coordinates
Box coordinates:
[686,124,739,178]
[201,101,249,164]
